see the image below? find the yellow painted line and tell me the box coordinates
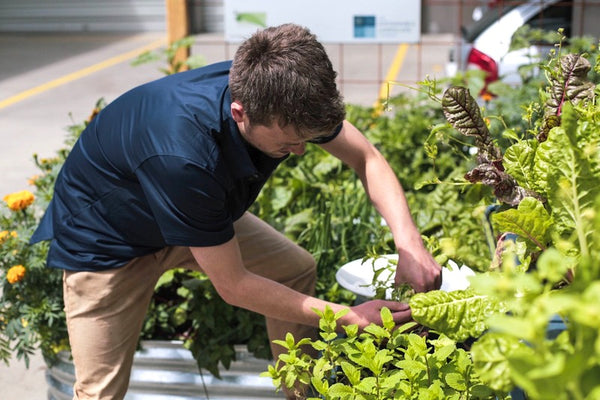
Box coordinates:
[0,37,166,110]
[373,43,409,114]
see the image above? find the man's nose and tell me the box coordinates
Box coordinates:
[289,143,306,155]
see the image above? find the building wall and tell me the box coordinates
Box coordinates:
[1,0,598,39]
[0,0,165,32]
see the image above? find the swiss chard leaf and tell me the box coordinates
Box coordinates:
[503,139,543,193]
[538,53,595,142]
[534,103,600,257]
[546,54,595,116]
[470,332,528,393]
[442,86,542,206]
[441,86,502,163]
[490,197,552,251]
[409,289,504,342]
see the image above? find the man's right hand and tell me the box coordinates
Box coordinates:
[346,299,411,330]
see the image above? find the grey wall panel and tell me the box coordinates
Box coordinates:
[0,0,166,32]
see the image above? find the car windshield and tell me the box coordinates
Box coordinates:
[462,2,521,42]
[462,0,571,43]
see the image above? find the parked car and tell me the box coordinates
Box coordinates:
[446,0,573,88]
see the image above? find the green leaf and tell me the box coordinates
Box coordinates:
[270,186,293,211]
[395,359,427,377]
[363,324,389,340]
[491,196,552,250]
[311,375,329,395]
[535,116,600,257]
[503,140,540,191]
[235,12,267,27]
[410,289,503,342]
[328,382,355,397]
[380,306,394,330]
[340,361,361,386]
[432,343,456,363]
[471,332,523,392]
[371,350,394,375]
[535,247,573,285]
[355,376,377,394]
[445,372,467,391]
[407,333,428,357]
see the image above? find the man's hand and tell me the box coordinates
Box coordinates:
[346,299,411,330]
[394,246,442,293]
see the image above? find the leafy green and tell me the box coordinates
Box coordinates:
[263,307,506,399]
[410,289,504,342]
[441,86,541,206]
[538,53,595,142]
[490,197,552,251]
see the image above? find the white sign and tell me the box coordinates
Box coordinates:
[224,0,421,43]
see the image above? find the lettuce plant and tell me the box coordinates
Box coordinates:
[436,50,600,399]
[266,49,600,399]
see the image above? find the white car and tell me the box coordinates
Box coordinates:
[446,0,572,86]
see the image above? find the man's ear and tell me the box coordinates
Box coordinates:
[230,101,245,123]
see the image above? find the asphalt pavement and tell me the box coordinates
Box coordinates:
[0,30,451,399]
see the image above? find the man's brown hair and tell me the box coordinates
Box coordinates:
[229,24,346,140]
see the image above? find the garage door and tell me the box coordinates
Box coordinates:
[0,0,165,32]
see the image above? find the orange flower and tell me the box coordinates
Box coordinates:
[6,265,26,284]
[480,91,494,102]
[3,190,35,211]
[0,230,18,244]
[27,175,40,185]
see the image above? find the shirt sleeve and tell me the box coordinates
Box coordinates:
[308,122,344,144]
[135,155,234,247]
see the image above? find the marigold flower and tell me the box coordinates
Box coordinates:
[480,91,494,102]
[6,264,26,284]
[0,230,17,244]
[3,190,35,211]
[27,175,40,185]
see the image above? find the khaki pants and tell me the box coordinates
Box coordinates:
[63,212,318,399]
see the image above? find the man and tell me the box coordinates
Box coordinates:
[31,24,441,399]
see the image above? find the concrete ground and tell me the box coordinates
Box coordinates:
[0,30,452,399]
[1,31,166,400]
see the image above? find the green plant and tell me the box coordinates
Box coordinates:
[141,268,270,378]
[252,89,483,304]
[0,99,270,378]
[0,108,90,366]
[131,36,206,75]
[263,306,507,400]
[264,44,600,399]
[430,49,600,398]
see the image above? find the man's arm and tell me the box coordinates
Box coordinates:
[190,239,411,330]
[319,120,441,292]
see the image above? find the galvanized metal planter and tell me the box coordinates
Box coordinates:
[46,340,284,400]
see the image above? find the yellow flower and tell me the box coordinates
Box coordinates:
[6,265,26,284]
[21,318,29,328]
[0,230,17,244]
[3,190,35,211]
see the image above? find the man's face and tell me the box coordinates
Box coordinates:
[242,122,307,158]
[231,101,307,158]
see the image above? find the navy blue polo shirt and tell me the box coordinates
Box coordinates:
[31,61,341,271]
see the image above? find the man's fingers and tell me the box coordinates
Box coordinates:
[379,300,410,311]
[379,300,412,323]
[390,308,412,324]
